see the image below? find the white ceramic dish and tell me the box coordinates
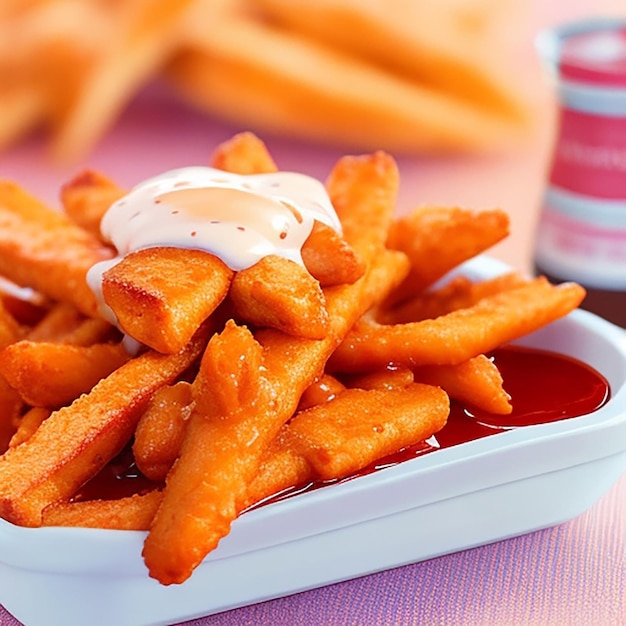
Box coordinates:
[1,256,625,626]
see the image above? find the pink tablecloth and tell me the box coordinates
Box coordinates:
[0,1,624,624]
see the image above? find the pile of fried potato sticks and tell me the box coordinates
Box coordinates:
[0,132,584,585]
[0,0,529,160]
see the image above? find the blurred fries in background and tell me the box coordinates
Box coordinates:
[0,0,531,161]
[0,132,585,585]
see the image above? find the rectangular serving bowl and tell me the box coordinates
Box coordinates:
[1,256,625,626]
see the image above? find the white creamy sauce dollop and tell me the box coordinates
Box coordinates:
[86,166,341,325]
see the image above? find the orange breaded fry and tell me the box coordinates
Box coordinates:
[287,383,449,480]
[60,168,125,237]
[412,355,512,415]
[9,407,51,448]
[297,373,346,411]
[0,181,114,318]
[230,254,329,339]
[301,221,366,287]
[0,378,22,454]
[133,381,193,482]
[386,206,510,303]
[102,246,233,353]
[330,278,586,372]
[0,323,209,527]
[42,490,162,531]
[346,366,415,391]
[210,130,278,174]
[248,382,448,506]
[0,340,130,408]
[143,150,402,585]
[379,271,529,324]
[26,301,117,346]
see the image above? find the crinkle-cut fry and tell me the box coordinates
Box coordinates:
[379,271,530,325]
[209,130,278,174]
[301,221,366,287]
[102,246,234,354]
[50,0,197,161]
[0,181,113,318]
[133,381,193,482]
[330,278,586,373]
[9,407,51,448]
[60,168,125,237]
[0,340,130,408]
[143,150,401,585]
[168,9,524,155]
[230,255,329,339]
[385,206,510,303]
[251,0,528,122]
[297,373,345,411]
[0,323,210,527]
[413,355,512,415]
[42,490,162,531]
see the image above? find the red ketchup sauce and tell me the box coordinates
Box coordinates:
[75,345,610,504]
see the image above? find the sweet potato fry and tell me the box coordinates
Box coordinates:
[60,168,125,237]
[0,323,209,527]
[230,254,329,339]
[412,355,512,415]
[42,490,162,531]
[0,340,130,407]
[289,383,448,480]
[385,206,510,303]
[249,382,448,504]
[210,130,278,174]
[133,381,193,482]
[346,366,414,391]
[0,180,113,317]
[330,278,586,372]
[9,407,51,448]
[379,271,529,324]
[102,246,233,353]
[300,221,366,287]
[0,378,22,454]
[26,300,117,345]
[297,373,345,411]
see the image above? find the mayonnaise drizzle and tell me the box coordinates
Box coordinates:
[86,166,341,324]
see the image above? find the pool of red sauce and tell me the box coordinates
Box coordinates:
[75,345,611,504]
